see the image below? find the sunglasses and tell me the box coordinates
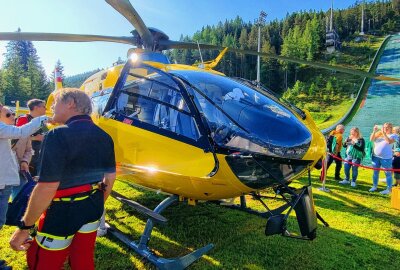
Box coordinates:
[6,112,15,118]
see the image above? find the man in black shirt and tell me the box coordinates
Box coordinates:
[10,88,116,270]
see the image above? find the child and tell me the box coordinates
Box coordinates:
[393,148,400,186]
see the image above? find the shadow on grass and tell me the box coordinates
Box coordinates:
[313,177,399,216]
[104,183,400,270]
[95,240,148,270]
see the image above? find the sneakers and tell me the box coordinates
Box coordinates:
[338,180,356,187]
[380,189,391,195]
[369,186,378,192]
[97,228,107,237]
[334,176,343,181]
[339,180,350,184]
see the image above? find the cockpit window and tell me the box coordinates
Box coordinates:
[112,65,200,141]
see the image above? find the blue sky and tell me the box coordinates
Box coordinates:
[0,0,360,76]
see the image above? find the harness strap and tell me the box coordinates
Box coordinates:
[54,182,103,198]
[35,219,101,250]
[52,190,98,202]
[35,232,74,251]
[78,220,101,234]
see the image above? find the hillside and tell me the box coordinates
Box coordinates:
[165,1,398,127]
[63,68,102,88]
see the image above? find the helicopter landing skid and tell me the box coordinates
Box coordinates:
[107,193,214,270]
[215,186,329,240]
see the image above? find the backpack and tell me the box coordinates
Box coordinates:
[326,134,336,153]
[358,137,366,159]
[14,114,33,126]
[5,172,36,226]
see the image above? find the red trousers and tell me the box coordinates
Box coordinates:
[26,188,103,270]
[27,230,97,270]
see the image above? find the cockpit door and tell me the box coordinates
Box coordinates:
[101,62,217,177]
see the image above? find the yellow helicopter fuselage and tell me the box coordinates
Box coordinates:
[54,61,326,201]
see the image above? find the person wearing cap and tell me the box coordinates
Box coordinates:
[0,103,49,270]
[9,88,116,270]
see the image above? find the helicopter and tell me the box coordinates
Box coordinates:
[1,0,398,269]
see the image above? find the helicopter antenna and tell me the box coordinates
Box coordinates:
[197,41,204,68]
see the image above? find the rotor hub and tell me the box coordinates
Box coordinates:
[131,27,169,51]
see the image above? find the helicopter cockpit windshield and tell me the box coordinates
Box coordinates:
[171,70,312,160]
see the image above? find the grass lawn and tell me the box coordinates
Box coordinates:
[1,167,399,269]
[312,99,354,130]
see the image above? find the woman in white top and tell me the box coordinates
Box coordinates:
[369,122,397,195]
[0,104,48,229]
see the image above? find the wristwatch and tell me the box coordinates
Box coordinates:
[17,220,35,230]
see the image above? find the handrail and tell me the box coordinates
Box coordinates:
[321,35,392,135]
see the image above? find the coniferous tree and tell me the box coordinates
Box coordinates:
[2,56,28,104]
[393,0,400,14]
[1,30,51,104]
[303,15,321,61]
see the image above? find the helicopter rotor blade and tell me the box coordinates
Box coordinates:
[105,0,153,49]
[160,40,400,82]
[159,40,222,50]
[0,32,135,45]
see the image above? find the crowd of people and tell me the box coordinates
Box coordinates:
[0,89,116,270]
[325,123,400,195]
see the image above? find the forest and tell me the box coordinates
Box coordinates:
[167,0,399,110]
[0,0,398,111]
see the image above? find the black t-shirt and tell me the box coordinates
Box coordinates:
[38,115,116,189]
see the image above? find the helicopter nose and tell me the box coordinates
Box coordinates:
[222,101,322,190]
[223,101,312,159]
